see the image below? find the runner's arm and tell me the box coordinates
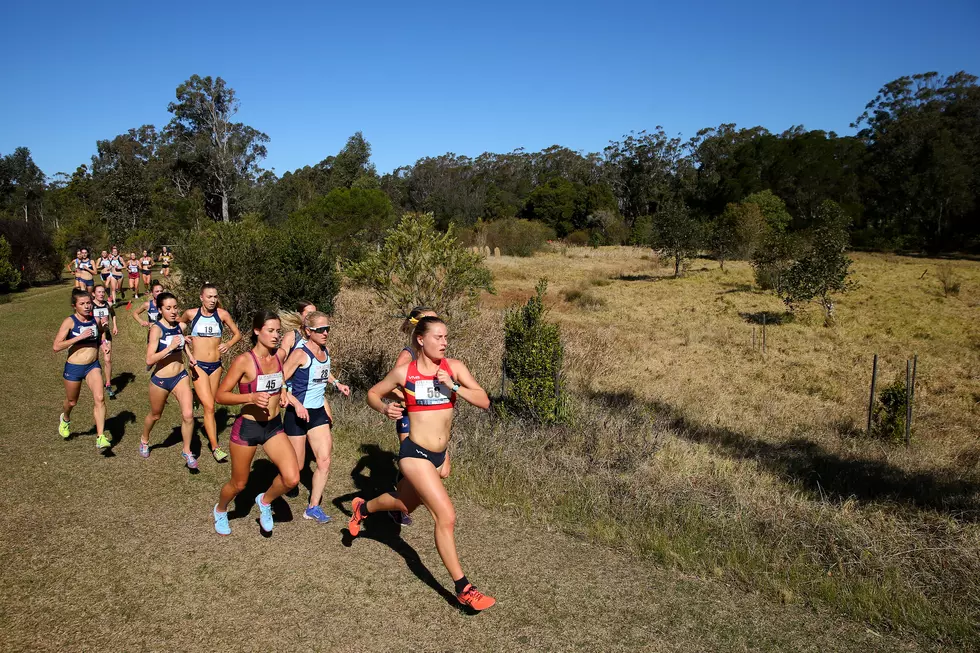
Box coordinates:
[367,364,407,418]
[52,318,90,353]
[447,360,490,410]
[132,302,149,327]
[218,309,241,352]
[215,356,257,406]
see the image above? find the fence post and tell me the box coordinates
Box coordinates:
[500,357,506,400]
[762,313,767,353]
[905,359,912,449]
[752,326,756,349]
[866,353,878,437]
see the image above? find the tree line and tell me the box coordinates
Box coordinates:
[1,71,978,287]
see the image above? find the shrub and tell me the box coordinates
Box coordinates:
[503,280,565,424]
[561,286,607,310]
[484,218,554,257]
[650,200,703,278]
[566,230,590,246]
[0,218,62,284]
[289,187,394,262]
[174,217,340,325]
[871,377,909,443]
[0,236,21,288]
[346,212,494,320]
[936,263,961,297]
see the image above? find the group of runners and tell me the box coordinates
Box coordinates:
[52,270,496,612]
[69,246,173,304]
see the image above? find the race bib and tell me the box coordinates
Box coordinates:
[93,307,109,319]
[310,359,330,384]
[257,372,283,393]
[201,324,217,335]
[162,335,183,351]
[414,379,451,405]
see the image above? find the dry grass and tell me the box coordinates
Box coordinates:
[460,247,980,643]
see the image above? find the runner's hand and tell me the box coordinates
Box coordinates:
[336,382,351,397]
[296,405,309,421]
[436,368,454,388]
[252,392,270,409]
[101,340,111,356]
[385,403,404,420]
[439,458,451,479]
[219,343,229,355]
[112,326,118,336]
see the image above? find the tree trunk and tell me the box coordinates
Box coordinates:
[221,192,230,223]
[674,253,681,277]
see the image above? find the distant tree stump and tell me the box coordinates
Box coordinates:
[494,247,501,258]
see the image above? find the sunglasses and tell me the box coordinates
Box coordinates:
[309,325,330,334]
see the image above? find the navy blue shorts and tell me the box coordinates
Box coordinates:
[398,437,446,469]
[284,406,332,436]
[80,277,94,288]
[195,360,222,376]
[230,415,283,446]
[396,414,410,437]
[151,370,188,392]
[64,359,101,382]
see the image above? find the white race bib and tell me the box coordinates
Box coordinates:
[162,335,183,351]
[413,379,451,405]
[93,307,110,319]
[257,372,283,393]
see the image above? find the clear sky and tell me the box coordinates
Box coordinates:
[2,0,978,179]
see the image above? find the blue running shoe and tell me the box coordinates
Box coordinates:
[255,493,274,531]
[213,504,231,536]
[304,505,332,523]
[182,451,198,470]
[139,440,150,458]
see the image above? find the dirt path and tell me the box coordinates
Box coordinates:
[0,291,928,652]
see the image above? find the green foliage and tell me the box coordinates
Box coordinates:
[503,280,565,424]
[174,217,340,325]
[742,190,792,233]
[871,377,909,443]
[649,200,703,277]
[712,201,767,268]
[460,218,554,257]
[290,187,394,260]
[0,236,21,288]
[751,230,801,292]
[936,263,962,297]
[521,177,617,237]
[779,200,854,323]
[565,230,590,246]
[0,218,62,285]
[332,132,377,190]
[345,212,494,320]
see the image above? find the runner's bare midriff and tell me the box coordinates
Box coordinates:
[407,408,454,452]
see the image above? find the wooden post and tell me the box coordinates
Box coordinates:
[905,360,912,449]
[762,313,767,353]
[500,357,506,399]
[752,326,756,348]
[866,354,878,437]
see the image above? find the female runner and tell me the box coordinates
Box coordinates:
[139,291,199,469]
[126,252,141,298]
[91,285,118,399]
[68,250,82,289]
[97,250,113,289]
[132,280,164,330]
[109,247,124,303]
[139,250,153,290]
[180,283,241,462]
[76,248,95,294]
[212,311,299,536]
[277,300,316,357]
[53,289,109,450]
[282,311,350,523]
[349,316,495,611]
[159,246,173,277]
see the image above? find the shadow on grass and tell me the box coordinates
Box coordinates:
[79,410,136,456]
[333,443,473,613]
[739,310,794,325]
[719,283,755,294]
[228,458,295,530]
[111,372,136,396]
[587,389,980,521]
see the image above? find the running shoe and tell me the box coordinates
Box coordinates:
[348,497,367,537]
[456,584,496,611]
[388,510,413,526]
[255,493,274,532]
[212,447,229,463]
[213,504,231,536]
[106,385,116,399]
[58,414,71,439]
[139,439,150,458]
[95,433,111,450]
[182,451,198,470]
[304,505,332,523]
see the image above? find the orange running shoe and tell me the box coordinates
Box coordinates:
[348,497,367,537]
[456,584,496,611]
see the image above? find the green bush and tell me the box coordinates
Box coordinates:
[503,280,565,424]
[483,218,554,257]
[346,212,494,320]
[561,286,607,310]
[0,218,62,284]
[289,187,394,262]
[872,377,909,443]
[565,230,590,246]
[174,217,340,325]
[0,236,21,289]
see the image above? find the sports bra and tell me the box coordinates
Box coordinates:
[140,257,152,271]
[111,257,124,270]
[402,346,417,361]
[128,261,139,273]
[69,314,99,344]
[77,260,93,272]
[291,344,331,409]
[99,258,112,271]
[147,299,160,322]
[239,350,284,394]
[154,321,184,353]
[404,358,456,412]
[290,329,306,353]
[190,308,223,338]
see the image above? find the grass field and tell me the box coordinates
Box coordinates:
[1,249,976,651]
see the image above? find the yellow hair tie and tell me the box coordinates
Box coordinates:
[409,317,419,325]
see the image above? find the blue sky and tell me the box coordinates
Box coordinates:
[2,0,978,178]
